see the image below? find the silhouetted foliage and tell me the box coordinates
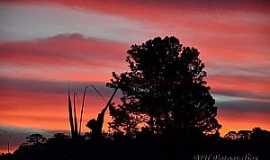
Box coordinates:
[2,127,270,160]
[86,88,118,140]
[251,127,270,143]
[25,134,47,145]
[47,133,69,143]
[1,36,270,160]
[225,127,270,142]
[224,131,239,140]
[107,36,221,136]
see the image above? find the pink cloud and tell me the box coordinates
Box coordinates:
[0,33,127,67]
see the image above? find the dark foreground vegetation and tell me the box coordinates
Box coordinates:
[1,36,269,160]
[1,128,270,160]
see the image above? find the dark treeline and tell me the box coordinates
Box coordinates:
[1,37,269,160]
[1,128,270,160]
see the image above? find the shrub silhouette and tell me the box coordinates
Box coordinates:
[25,134,47,145]
[3,127,269,160]
[107,36,221,136]
[225,127,270,142]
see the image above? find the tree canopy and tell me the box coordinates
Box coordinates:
[107,36,221,135]
[25,134,47,145]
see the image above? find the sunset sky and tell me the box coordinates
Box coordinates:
[0,0,270,153]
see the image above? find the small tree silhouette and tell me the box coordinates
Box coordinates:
[224,128,270,142]
[107,36,221,135]
[25,134,47,145]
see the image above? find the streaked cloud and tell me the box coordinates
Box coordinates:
[0,76,115,96]
[0,3,152,42]
[0,33,128,82]
[0,0,270,151]
[209,75,270,102]
[0,33,126,68]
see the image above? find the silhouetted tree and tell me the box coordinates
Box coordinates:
[107,36,221,135]
[224,131,239,140]
[25,134,47,145]
[238,130,252,140]
[47,133,69,143]
[224,128,270,142]
[250,127,270,142]
[6,36,270,160]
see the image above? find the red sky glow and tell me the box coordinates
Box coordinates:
[0,0,270,153]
